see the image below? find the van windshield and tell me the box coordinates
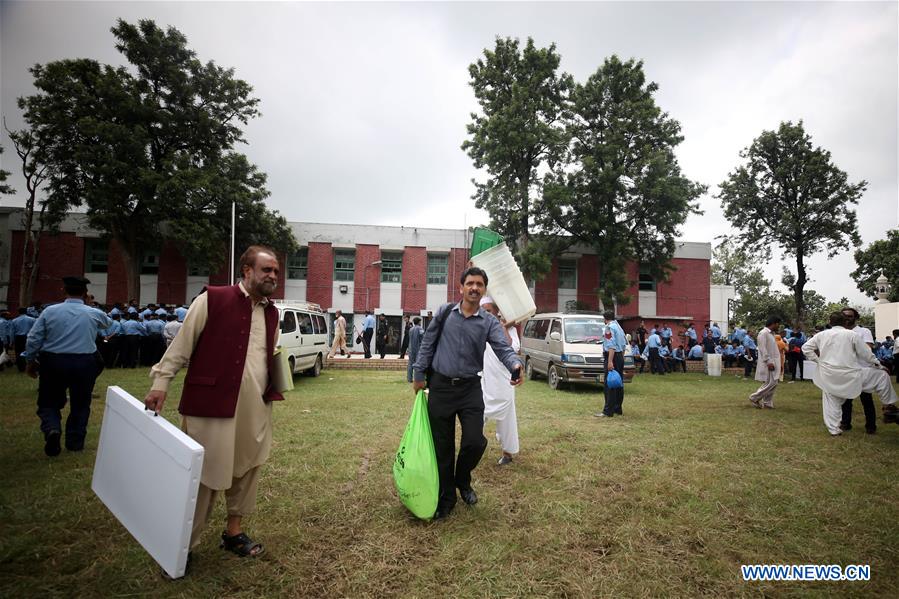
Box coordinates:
[564,318,604,344]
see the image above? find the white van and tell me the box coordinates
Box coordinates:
[276,301,329,377]
[520,312,635,390]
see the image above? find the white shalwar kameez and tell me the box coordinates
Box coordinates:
[482,326,520,455]
[802,326,898,435]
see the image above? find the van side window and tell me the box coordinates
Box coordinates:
[313,315,327,334]
[281,311,296,334]
[534,319,549,339]
[298,314,313,334]
[550,320,562,337]
[523,320,538,338]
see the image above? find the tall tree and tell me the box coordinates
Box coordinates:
[711,237,760,293]
[719,121,865,327]
[542,56,704,307]
[851,229,899,302]
[0,146,13,195]
[3,122,69,307]
[462,37,572,279]
[18,19,296,302]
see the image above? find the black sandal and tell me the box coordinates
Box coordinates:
[220,531,265,557]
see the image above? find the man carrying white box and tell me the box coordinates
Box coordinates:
[144,245,284,568]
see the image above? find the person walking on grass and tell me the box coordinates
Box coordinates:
[839,307,877,434]
[144,246,284,570]
[802,312,899,436]
[405,316,424,383]
[748,316,782,409]
[480,297,521,466]
[412,267,523,521]
[328,310,348,358]
[594,310,627,418]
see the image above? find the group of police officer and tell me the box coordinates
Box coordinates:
[1,276,188,456]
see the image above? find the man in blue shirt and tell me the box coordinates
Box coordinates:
[412,267,522,520]
[658,344,673,373]
[685,323,697,348]
[595,310,627,418]
[144,313,167,365]
[118,312,146,368]
[100,314,122,367]
[671,345,687,372]
[661,324,673,349]
[711,322,722,341]
[362,311,375,359]
[741,331,757,377]
[175,304,189,322]
[687,344,704,360]
[645,328,665,375]
[0,311,12,370]
[25,276,112,455]
[12,307,37,372]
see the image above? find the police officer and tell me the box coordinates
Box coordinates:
[12,307,37,372]
[595,310,627,418]
[24,276,112,456]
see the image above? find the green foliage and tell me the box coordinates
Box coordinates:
[462,37,572,279]
[711,237,763,296]
[0,146,14,195]
[542,56,704,306]
[719,121,865,325]
[18,19,296,299]
[851,229,899,302]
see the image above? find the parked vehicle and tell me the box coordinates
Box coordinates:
[520,312,635,390]
[276,301,329,377]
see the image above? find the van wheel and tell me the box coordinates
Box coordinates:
[525,358,538,380]
[288,356,296,374]
[548,364,563,390]
[308,355,322,377]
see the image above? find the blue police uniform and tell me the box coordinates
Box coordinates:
[12,313,37,372]
[25,291,112,454]
[599,319,627,417]
[119,318,146,368]
[174,306,188,322]
[362,314,376,359]
[646,332,666,375]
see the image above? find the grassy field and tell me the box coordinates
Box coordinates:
[1,365,897,598]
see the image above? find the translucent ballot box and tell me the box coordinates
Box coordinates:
[92,386,204,579]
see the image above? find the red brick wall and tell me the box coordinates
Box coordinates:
[353,244,381,312]
[656,258,710,323]
[157,241,188,306]
[306,242,333,308]
[401,246,427,313]
[6,231,85,309]
[447,248,469,302]
[577,254,599,310]
[534,259,559,313]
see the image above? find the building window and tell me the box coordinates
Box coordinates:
[84,239,108,273]
[558,259,577,289]
[381,251,402,283]
[288,248,308,280]
[334,250,355,282]
[639,265,656,292]
[427,254,447,285]
[141,251,160,275]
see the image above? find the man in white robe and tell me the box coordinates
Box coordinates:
[749,316,782,408]
[480,297,520,465]
[802,311,899,436]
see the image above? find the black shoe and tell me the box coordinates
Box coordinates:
[839,423,852,431]
[44,431,61,457]
[458,487,478,506]
[432,507,453,520]
[866,427,877,435]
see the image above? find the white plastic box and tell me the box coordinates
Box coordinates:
[92,386,204,579]
[469,243,536,324]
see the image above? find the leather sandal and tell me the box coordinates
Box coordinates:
[220,531,265,557]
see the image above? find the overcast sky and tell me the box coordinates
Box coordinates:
[1,1,896,305]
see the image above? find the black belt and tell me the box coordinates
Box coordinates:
[431,371,480,386]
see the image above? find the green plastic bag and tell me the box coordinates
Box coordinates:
[393,391,439,519]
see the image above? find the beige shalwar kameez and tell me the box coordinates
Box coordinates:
[749,326,781,408]
[150,283,275,547]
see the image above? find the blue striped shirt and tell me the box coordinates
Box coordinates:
[603,320,627,352]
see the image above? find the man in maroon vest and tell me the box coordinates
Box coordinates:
[144,245,283,566]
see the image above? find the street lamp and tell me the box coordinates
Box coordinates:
[364,260,382,311]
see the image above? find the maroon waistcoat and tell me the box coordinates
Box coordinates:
[179,284,284,418]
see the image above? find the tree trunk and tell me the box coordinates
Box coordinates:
[118,235,142,305]
[794,252,807,329]
[17,194,36,308]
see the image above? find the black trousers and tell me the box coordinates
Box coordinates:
[743,351,757,377]
[399,332,410,359]
[427,373,487,511]
[362,329,373,359]
[841,393,876,432]
[15,335,27,372]
[787,353,804,380]
[35,352,101,449]
[648,347,665,375]
[602,351,625,416]
[672,358,687,373]
[121,336,140,368]
[377,336,387,359]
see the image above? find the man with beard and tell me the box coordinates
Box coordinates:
[144,246,284,570]
[412,267,523,520]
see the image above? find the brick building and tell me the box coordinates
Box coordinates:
[0,208,716,352]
